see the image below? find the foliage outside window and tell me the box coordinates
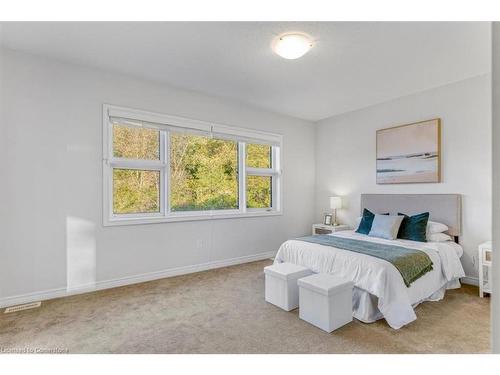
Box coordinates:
[170,133,238,211]
[113,125,160,160]
[113,169,160,214]
[104,106,281,225]
[246,175,272,209]
[246,143,271,169]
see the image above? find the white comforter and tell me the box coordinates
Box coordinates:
[274,230,465,329]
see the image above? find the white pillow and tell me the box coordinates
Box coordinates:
[427,221,448,234]
[427,232,452,242]
[369,214,404,240]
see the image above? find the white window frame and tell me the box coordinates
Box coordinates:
[244,143,280,213]
[103,104,283,226]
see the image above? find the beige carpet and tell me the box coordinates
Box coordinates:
[0,260,490,354]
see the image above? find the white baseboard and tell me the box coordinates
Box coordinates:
[461,276,479,286]
[0,251,276,309]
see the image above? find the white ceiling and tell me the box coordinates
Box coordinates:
[0,22,491,121]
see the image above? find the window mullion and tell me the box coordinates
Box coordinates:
[273,146,281,212]
[238,142,246,213]
[246,168,278,176]
[109,160,165,170]
[160,130,167,217]
[164,130,170,217]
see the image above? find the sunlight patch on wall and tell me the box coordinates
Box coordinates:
[66,216,96,290]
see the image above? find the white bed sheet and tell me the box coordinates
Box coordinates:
[274,230,465,329]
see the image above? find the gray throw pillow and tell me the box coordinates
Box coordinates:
[368,214,404,240]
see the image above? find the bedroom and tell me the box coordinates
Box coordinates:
[1,1,500,370]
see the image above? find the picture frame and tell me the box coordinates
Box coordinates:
[323,214,333,226]
[376,118,441,184]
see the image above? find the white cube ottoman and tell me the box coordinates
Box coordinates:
[264,263,312,311]
[298,273,354,333]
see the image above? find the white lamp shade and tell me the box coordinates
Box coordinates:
[329,196,342,210]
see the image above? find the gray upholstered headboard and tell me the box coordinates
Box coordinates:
[360,194,462,237]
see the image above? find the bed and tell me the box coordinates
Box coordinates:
[274,194,466,329]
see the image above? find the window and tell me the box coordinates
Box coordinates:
[113,124,160,160]
[103,105,282,225]
[169,133,239,212]
[113,169,160,214]
[246,143,271,169]
[246,144,274,209]
[247,175,272,209]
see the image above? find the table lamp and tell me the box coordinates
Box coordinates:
[329,196,342,226]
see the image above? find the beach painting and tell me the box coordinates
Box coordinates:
[376,119,441,184]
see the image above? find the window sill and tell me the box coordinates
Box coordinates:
[103,210,283,227]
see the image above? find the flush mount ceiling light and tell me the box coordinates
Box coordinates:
[272,33,313,60]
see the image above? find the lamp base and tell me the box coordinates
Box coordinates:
[332,208,338,226]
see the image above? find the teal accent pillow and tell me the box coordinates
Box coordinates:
[356,209,389,235]
[397,212,430,242]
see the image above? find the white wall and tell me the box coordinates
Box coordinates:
[491,22,499,354]
[315,75,491,278]
[0,42,5,301]
[0,48,316,305]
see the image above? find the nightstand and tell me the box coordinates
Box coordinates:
[478,241,492,297]
[312,224,350,235]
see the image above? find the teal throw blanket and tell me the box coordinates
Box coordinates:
[296,235,433,287]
